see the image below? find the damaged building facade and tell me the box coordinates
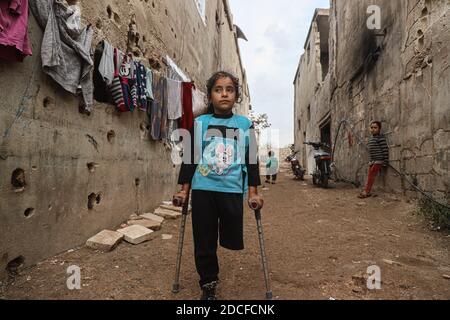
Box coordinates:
[294,0,450,197]
[0,0,250,279]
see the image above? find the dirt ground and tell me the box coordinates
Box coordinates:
[2,162,450,300]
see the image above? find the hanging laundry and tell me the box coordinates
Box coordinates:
[160,77,169,140]
[133,61,148,111]
[165,55,189,82]
[145,67,154,101]
[0,0,32,62]
[180,82,194,131]
[30,0,94,110]
[166,78,183,120]
[192,88,207,117]
[98,40,115,85]
[109,49,134,112]
[150,73,168,140]
[93,41,113,103]
[167,119,180,143]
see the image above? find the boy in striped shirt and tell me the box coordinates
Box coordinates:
[359,121,389,199]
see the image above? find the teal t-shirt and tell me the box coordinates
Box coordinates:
[266,156,279,175]
[191,114,253,194]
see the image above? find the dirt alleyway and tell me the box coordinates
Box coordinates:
[2,162,450,300]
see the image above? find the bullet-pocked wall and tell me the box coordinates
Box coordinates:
[0,0,250,279]
[294,0,450,197]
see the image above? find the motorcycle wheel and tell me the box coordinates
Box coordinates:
[321,176,329,189]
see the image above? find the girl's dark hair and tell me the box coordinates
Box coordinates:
[371,121,382,129]
[206,71,242,114]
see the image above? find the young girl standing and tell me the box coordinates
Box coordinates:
[173,71,263,300]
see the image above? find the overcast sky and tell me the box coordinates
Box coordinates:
[229,0,330,147]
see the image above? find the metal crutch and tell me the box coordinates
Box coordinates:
[250,201,273,300]
[172,192,190,294]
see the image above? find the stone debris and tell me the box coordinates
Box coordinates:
[443,275,450,280]
[86,230,124,251]
[128,219,162,231]
[160,204,183,213]
[162,234,173,240]
[117,225,154,245]
[154,207,182,220]
[141,212,164,223]
[383,259,403,266]
[129,213,142,221]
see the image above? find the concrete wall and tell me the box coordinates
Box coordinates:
[294,0,450,196]
[0,0,250,279]
[293,9,330,173]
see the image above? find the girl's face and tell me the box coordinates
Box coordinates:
[210,77,237,114]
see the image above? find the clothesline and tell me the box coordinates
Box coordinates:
[1,0,209,146]
[94,39,207,143]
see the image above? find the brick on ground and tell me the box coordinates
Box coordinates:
[141,212,164,223]
[160,204,192,213]
[154,207,182,220]
[117,225,154,245]
[86,230,124,252]
[159,204,182,213]
[128,219,162,231]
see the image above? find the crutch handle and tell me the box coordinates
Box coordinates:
[250,200,261,211]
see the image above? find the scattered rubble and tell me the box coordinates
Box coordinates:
[128,219,162,231]
[117,225,154,245]
[162,234,173,240]
[154,207,182,220]
[86,230,124,251]
[141,212,164,223]
[84,203,181,251]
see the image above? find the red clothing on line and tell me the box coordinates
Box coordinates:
[0,0,32,62]
[180,82,194,131]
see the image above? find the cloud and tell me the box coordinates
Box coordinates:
[229,0,330,147]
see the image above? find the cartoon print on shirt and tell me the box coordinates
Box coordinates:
[202,139,235,176]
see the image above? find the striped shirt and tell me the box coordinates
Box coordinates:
[367,134,389,163]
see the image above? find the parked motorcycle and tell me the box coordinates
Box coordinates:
[287,151,306,180]
[285,151,296,163]
[304,142,332,188]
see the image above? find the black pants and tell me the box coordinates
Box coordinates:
[266,174,277,182]
[191,190,244,288]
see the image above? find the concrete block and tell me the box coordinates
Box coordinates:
[128,219,162,231]
[154,207,182,220]
[86,230,124,251]
[141,212,164,223]
[159,204,182,212]
[117,225,154,245]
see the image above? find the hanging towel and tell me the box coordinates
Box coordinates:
[192,88,207,117]
[166,78,183,120]
[98,40,114,85]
